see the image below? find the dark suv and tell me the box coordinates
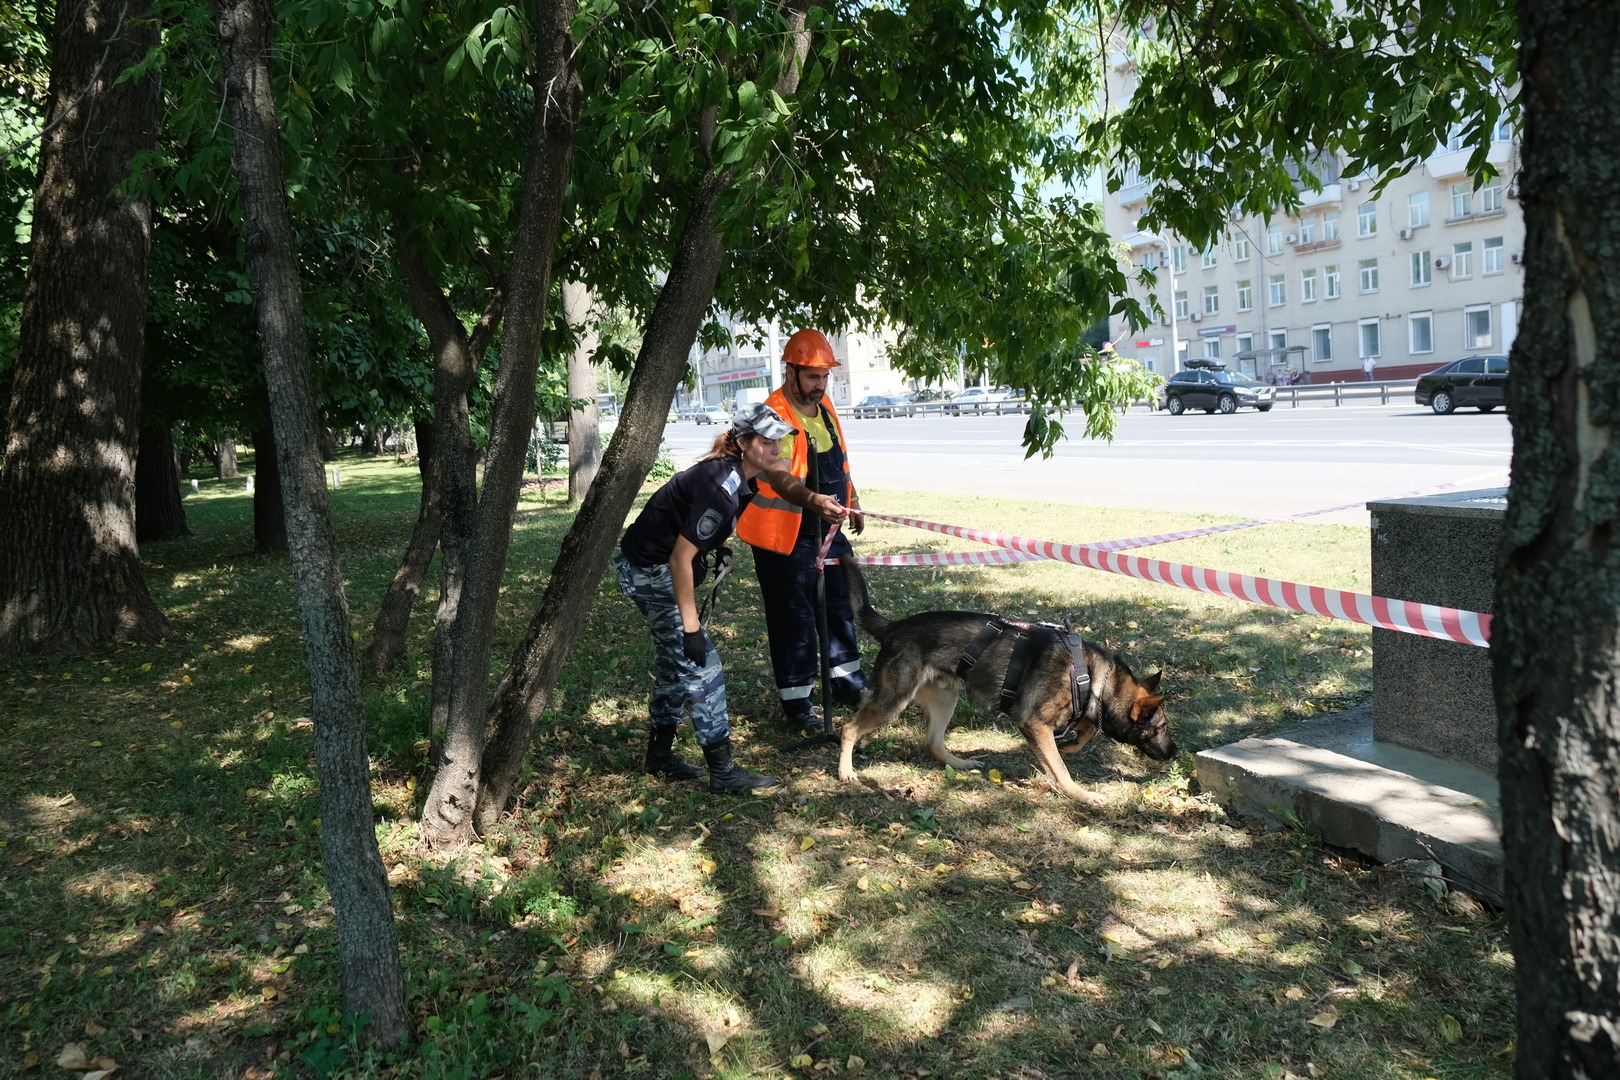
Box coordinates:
[1413,355,1509,414]
[1162,362,1276,415]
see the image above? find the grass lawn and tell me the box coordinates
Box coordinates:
[0,450,1514,1079]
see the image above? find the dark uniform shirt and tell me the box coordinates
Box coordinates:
[620,455,752,581]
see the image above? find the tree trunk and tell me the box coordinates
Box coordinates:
[360,420,438,675]
[416,0,582,850]
[563,281,602,505]
[214,0,407,1046]
[474,4,813,831]
[251,426,288,555]
[1495,3,1620,1073]
[136,425,190,543]
[217,435,238,478]
[0,0,169,654]
[477,171,730,832]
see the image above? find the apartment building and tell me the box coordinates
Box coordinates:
[686,316,899,408]
[1103,97,1523,384]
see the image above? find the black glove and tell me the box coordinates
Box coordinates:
[682,630,708,666]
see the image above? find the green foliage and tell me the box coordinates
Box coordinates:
[1101,0,1519,247]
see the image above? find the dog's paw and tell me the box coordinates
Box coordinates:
[837,767,861,784]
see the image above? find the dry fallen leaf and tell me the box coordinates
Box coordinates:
[56,1044,90,1070]
[1307,1006,1339,1030]
[800,836,817,852]
[704,1030,730,1055]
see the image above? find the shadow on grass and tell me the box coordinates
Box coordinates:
[0,473,1509,1079]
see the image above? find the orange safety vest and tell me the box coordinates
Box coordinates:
[737,388,854,554]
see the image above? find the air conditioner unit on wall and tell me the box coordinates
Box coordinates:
[1434,255,1451,269]
[1285,233,1297,243]
[1190,312,1203,322]
[1511,251,1524,264]
[1347,179,1362,190]
[1398,227,1413,240]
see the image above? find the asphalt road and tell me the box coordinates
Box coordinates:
[659,398,1513,527]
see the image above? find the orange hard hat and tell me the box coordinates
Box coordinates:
[781,328,840,369]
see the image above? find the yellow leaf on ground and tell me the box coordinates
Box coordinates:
[855,876,870,891]
[1308,1006,1339,1029]
[791,1054,813,1068]
[800,836,816,851]
[989,769,1003,783]
[704,1030,730,1055]
[1439,1014,1463,1044]
[56,1044,90,1069]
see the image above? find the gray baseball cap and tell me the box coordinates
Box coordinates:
[732,402,797,440]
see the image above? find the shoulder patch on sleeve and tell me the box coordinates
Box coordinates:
[695,508,724,541]
[722,468,742,496]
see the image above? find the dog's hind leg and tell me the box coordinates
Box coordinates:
[1023,723,1106,808]
[916,678,985,773]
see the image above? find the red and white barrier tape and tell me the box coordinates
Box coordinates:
[863,511,1492,648]
[846,548,1045,567]
[814,522,842,572]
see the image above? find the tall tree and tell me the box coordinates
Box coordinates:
[213,0,406,1045]
[1497,1,1620,1072]
[1099,0,1620,1069]
[0,0,170,653]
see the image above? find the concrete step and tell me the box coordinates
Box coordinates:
[1194,704,1503,905]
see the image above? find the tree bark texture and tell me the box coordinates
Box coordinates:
[135,425,190,542]
[563,280,602,505]
[214,0,407,1045]
[0,0,170,654]
[217,436,238,478]
[1496,3,1620,1075]
[251,425,288,554]
[476,171,729,832]
[417,0,581,850]
[360,420,438,675]
[473,5,812,830]
[362,241,506,679]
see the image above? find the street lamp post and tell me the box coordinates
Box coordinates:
[1158,237,1180,374]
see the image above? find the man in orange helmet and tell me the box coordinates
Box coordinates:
[737,328,868,736]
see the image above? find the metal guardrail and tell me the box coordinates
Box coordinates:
[847,380,1421,418]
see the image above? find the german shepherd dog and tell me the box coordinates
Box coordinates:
[839,560,1177,805]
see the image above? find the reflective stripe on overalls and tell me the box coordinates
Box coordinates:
[611,550,731,747]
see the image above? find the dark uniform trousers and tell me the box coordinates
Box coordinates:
[753,526,866,721]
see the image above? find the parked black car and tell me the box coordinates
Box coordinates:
[1162,363,1276,415]
[1413,355,1509,414]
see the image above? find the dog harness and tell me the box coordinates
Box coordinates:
[955,617,1092,743]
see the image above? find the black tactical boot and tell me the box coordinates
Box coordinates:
[701,736,780,794]
[645,725,704,781]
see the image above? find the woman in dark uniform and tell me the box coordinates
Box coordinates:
[613,403,848,793]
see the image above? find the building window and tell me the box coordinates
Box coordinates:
[1465,305,1492,349]
[1323,211,1340,240]
[1325,264,1341,298]
[1174,290,1189,320]
[1203,285,1220,315]
[1299,216,1316,244]
[1358,258,1379,293]
[1202,246,1218,269]
[1484,236,1505,274]
[1313,324,1333,363]
[1205,339,1222,360]
[1236,280,1253,311]
[1408,192,1429,228]
[1410,250,1432,287]
[1410,311,1434,354]
[1495,117,1514,141]
[1357,202,1377,237]
[1143,250,1160,271]
[1267,224,1284,255]
[1269,330,1289,352]
[1452,183,1473,218]
[1236,332,1255,356]
[1268,274,1286,306]
[1481,178,1505,213]
[1445,125,1466,152]
[1301,269,1318,302]
[1359,318,1382,359]
[1234,235,1252,261]
[1453,241,1473,279]
[1172,245,1186,274]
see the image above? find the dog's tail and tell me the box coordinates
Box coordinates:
[839,552,892,642]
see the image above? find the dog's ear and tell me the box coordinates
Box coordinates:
[1132,692,1166,722]
[1141,670,1162,693]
